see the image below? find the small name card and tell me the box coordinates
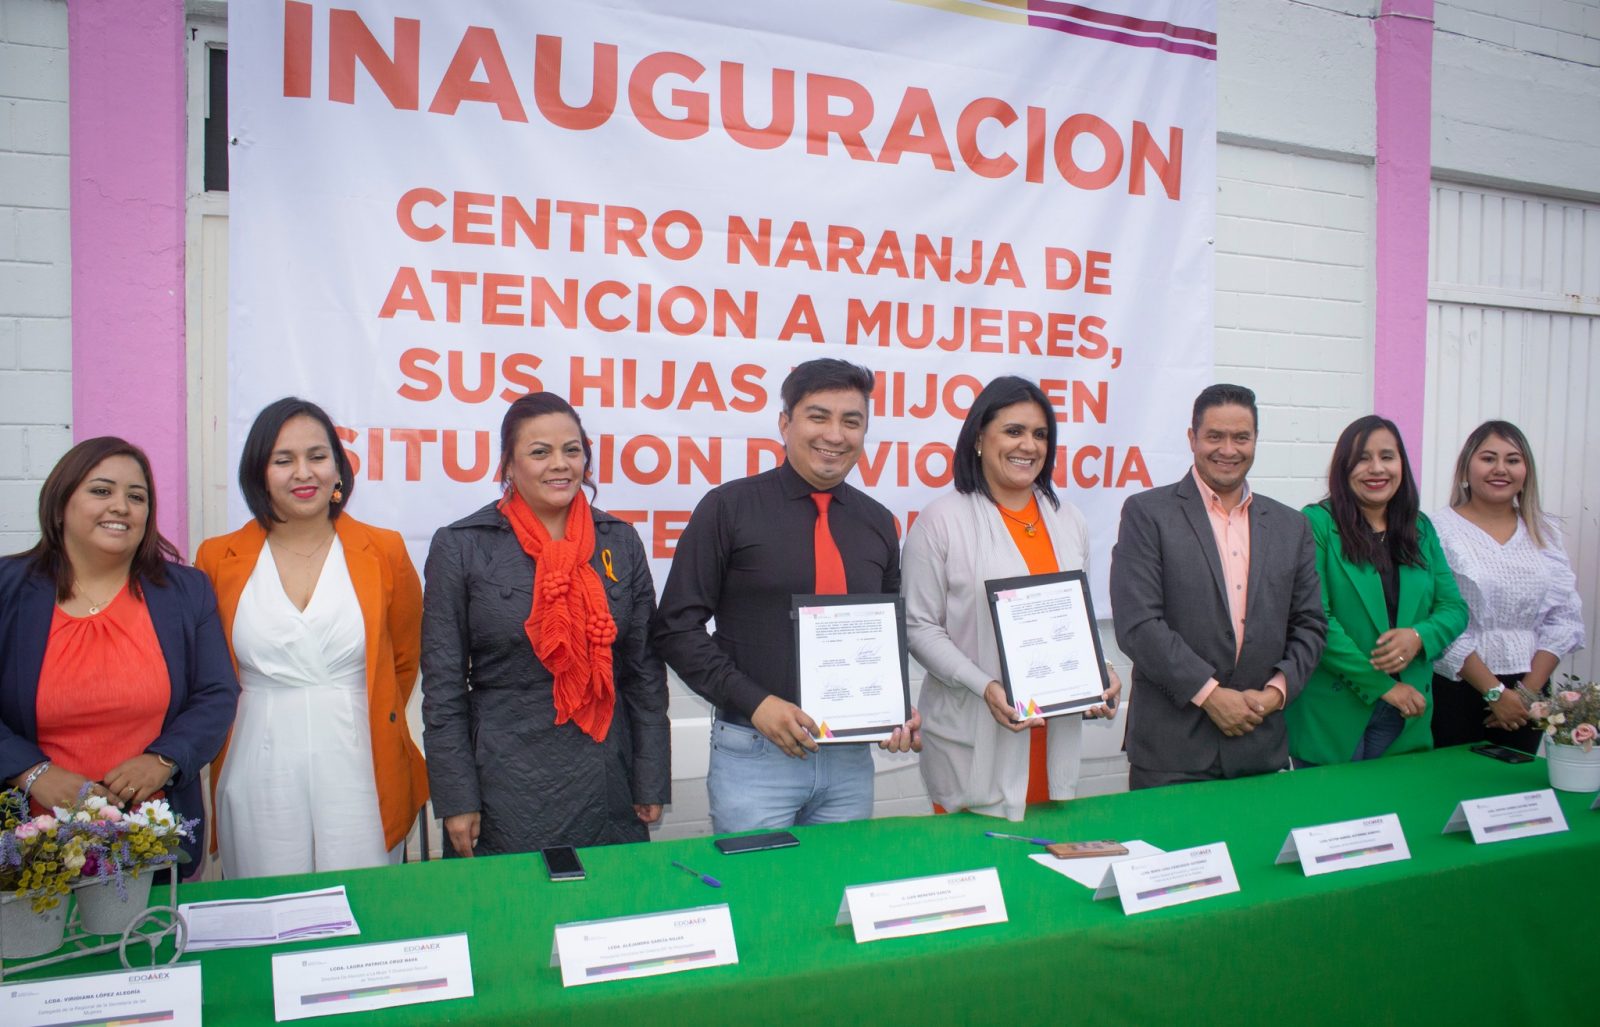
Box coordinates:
[271,934,473,1021]
[1093,842,1239,915]
[1275,814,1410,876]
[1443,789,1568,844]
[835,868,1008,943]
[551,905,737,987]
[2,963,201,1027]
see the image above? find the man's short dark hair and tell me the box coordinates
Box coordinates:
[779,358,875,415]
[239,396,355,527]
[1191,383,1259,433]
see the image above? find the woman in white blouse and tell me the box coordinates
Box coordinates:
[1432,420,1585,753]
[903,376,1120,821]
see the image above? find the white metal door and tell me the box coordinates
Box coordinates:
[1423,182,1600,682]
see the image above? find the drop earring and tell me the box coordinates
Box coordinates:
[331,480,344,505]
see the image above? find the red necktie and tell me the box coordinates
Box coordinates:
[811,492,848,595]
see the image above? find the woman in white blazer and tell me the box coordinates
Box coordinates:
[903,377,1121,821]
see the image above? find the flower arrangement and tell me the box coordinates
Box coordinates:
[1527,675,1600,751]
[1,789,196,913]
[0,791,89,913]
[73,795,196,898]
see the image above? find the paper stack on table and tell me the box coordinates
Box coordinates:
[179,885,360,951]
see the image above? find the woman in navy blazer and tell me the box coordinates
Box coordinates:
[0,437,238,871]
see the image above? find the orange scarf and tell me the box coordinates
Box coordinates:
[498,488,616,741]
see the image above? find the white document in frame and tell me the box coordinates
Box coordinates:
[987,572,1106,718]
[794,596,909,743]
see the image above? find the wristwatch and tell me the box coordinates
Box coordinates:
[1483,685,1504,704]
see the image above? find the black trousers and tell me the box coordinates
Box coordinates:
[1430,672,1540,754]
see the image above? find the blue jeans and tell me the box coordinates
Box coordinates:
[706,721,875,834]
[1352,701,1406,761]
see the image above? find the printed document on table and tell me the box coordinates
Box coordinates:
[179,885,359,951]
[1030,840,1164,887]
[793,594,911,743]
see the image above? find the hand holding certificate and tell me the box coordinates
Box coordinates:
[986,571,1111,719]
[793,595,912,743]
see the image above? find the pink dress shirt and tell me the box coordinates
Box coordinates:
[1188,467,1289,709]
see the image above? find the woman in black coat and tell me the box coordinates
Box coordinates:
[421,394,669,857]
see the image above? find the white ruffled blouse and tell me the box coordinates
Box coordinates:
[1432,506,1585,680]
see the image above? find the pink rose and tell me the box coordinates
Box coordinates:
[97,805,122,822]
[1528,702,1550,720]
[30,815,57,832]
[14,823,38,840]
[1572,723,1598,748]
[1560,691,1582,704]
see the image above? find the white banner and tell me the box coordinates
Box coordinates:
[230,0,1217,603]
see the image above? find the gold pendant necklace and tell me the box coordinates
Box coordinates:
[272,530,335,560]
[998,505,1040,537]
[80,584,121,615]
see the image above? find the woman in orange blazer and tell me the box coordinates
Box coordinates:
[195,397,425,878]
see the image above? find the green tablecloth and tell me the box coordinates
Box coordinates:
[10,747,1596,1024]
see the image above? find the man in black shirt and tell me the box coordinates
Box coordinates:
[652,359,920,833]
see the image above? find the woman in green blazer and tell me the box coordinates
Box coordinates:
[1287,416,1468,766]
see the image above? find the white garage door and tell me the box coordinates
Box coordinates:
[1423,182,1600,681]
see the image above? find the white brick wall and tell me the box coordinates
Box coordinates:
[0,0,71,553]
[1215,145,1374,512]
[1434,1,1600,195]
[1436,0,1600,65]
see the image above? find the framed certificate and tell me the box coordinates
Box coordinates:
[792,594,912,743]
[985,570,1110,718]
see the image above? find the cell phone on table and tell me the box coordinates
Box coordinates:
[1472,743,1534,765]
[714,831,799,855]
[542,845,586,881]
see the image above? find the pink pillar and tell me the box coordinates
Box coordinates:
[68,0,189,553]
[1372,0,1434,461]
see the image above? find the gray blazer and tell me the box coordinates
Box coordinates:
[1110,472,1326,777]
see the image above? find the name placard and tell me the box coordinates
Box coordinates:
[1093,842,1239,915]
[836,868,1007,943]
[1442,789,1568,844]
[271,934,473,1021]
[1275,814,1410,876]
[551,905,737,987]
[2,963,201,1027]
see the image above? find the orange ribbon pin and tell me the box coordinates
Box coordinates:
[601,548,618,582]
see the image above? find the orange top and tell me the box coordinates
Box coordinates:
[996,496,1058,806]
[34,585,171,784]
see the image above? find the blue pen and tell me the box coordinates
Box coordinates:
[671,859,723,888]
[985,830,1055,846]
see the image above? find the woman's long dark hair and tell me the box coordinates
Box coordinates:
[952,376,1060,510]
[1326,415,1422,568]
[23,437,181,601]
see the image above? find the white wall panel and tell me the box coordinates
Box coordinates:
[1424,182,1600,682]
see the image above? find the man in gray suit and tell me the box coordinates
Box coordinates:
[1110,384,1326,789]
